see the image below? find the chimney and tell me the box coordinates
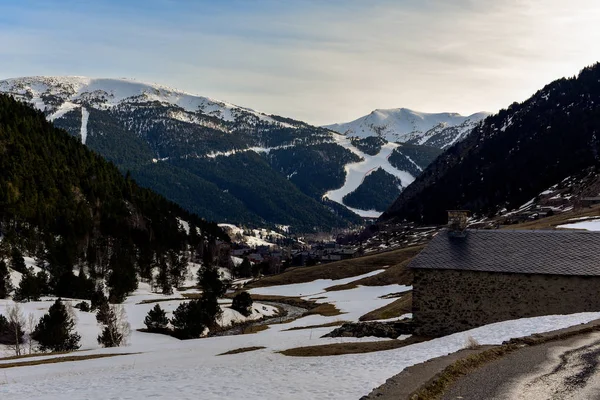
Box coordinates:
[447,210,469,237]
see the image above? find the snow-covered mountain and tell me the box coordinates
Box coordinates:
[0,76,457,226]
[0,76,303,131]
[324,108,489,149]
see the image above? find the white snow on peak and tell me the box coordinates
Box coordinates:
[324,107,488,145]
[0,76,288,126]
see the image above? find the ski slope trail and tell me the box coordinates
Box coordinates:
[323,134,415,217]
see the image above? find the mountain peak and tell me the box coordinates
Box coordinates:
[324,107,489,147]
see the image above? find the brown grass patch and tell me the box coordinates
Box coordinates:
[303,303,343,317]
[325,259,414,291]
[0,353,134,369]
[241,325,269,334]
[284,321,349,331]
[246,246,424,289]
[218,346,266,356]
[137,297,186,304]
[280,336,427,357]
[359,292,412,321]
[181,293,202,300]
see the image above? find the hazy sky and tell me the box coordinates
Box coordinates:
[2,0,600,125]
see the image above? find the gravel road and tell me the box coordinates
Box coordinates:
[443,331,600,400]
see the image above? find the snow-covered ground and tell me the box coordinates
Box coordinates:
[218,224,285,248]
[2,269,600,399]
[323,134,415,217]
[557,219,600,231]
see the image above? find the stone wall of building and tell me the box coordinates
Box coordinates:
[412,269,600,336]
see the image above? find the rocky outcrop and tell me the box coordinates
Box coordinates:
[322,320,413,339]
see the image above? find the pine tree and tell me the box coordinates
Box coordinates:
[10,248,26,274]
[197,264,227,298]
[144,304,169,332]
[231,291,253,317]
[90,284,108,311]
[13,269,42,302]
[32,298,81,352]
[168,250,188,289]
[0,313,23,345]
[0,260,12,298]
[235,258,252,278]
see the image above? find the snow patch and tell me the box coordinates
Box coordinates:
[80,107,89,144]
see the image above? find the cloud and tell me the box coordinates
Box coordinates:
[1,0,600,124]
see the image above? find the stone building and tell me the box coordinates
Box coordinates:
[410,222,600,336]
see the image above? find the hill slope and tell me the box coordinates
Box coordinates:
[381,63,600,224]
[0,93,226,301]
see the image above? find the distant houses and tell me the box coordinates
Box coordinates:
[409,212,600,336]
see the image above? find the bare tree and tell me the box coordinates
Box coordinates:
[6,303,25,356]
[26,312,37,354]
[97,304,131,347]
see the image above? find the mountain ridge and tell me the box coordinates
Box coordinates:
[0,76,474,229]
[324,107,489,148]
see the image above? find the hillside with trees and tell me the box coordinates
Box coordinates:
[381,63,600,224]
[0,93,228,302]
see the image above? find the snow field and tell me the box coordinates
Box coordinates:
[557,219,600,231]
[2,268,600,399]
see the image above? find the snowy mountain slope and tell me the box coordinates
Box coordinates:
[323,134,415,217]
[0,76,291,127]
[324,108,489,148]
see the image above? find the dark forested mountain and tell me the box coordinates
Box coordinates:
[0,93,227,301]
[0,77,461,228]
[381,63,600,224]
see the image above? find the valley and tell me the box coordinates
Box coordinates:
[2,4,600,398]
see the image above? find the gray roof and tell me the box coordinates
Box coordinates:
[409,229,600,276]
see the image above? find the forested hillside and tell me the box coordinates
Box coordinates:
[381,63,600,224]
[0,94,227,302]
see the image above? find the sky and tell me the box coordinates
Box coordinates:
[1,0,600,125]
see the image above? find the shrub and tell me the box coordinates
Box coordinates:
[231,292,253,317]
[171,295,222,339]
[464,335,480,349]
[75,301,91,312]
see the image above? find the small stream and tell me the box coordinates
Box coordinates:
[212,301,307,336]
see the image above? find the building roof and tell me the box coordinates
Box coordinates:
[409,229,600,276]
